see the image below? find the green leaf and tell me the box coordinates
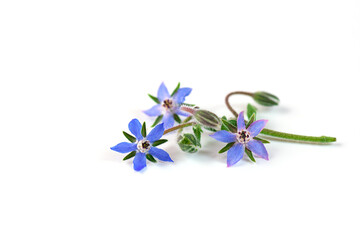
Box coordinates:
[146,154,157,163]
[173,113,181,124]
[171,82,180,96]
[151,115,163,127]
[123,131,136,143]
[218,142,235,154]
[247,103,257,120]
[123,151,136,161]
[221,119,237,133]
[253,137,270,144]
[246,113,256,128]
[152,139,168,147]
[245,148,256,163]
[141,122,147,137]
[193,124,203,141]
[148,94,160,104]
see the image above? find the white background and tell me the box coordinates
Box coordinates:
[1,1,359,239]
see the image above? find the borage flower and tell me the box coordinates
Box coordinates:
[111,119,173,171]
[210,111,269,167]
[144,82,192,129]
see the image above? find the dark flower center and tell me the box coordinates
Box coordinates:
[137,140,151,153]
[162,99,173,110]
[237,130,251,144]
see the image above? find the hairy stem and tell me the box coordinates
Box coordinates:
[225,91,336,143]
[260,128,336,143]
[225,91,254,117]
[164,122,196,135]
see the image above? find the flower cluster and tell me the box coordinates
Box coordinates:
[110,82,336,171]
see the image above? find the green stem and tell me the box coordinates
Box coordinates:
[164,122,196,135]
[225,91,336,143]
[260,128,336,143]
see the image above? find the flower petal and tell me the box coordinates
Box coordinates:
[175,109,190,117]
[247,140,269,160]
[133,152,147,171]
[157,82,170,102]
[173,87,192,104]
[110,142,137,153]
[237,111,246,131]
[210,130,236,143]
[128,118,143,140]
[247,119,268,137]
[143,104,162,117]
[163,113,175,129]
[227,143,244,167]
[147,123,165,143]
[149,147,173,162]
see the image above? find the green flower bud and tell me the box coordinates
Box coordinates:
[253,92,280,106]
[177,133,201,153]
[193,109,221,129]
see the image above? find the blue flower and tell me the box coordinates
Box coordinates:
[111,119,173,171]
[144,82,192,129]
[210,111,269,167]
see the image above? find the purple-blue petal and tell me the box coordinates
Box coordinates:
[143,104,162,117]
[247,119,268,137]
[149,147,173,162]
[128,118,143,140]
[247,140,269,160]
[175,109,190,117]
[157,82,170,102]
[163,113,175,129]
[133,152,147,171]
[147,123,165,143]
[210,131,236,143]
[173,87,192,104]
[110,142,137,153]
[227,143,244,167]
[237,111,246,131]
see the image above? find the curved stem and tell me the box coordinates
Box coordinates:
[164,122,196,135]
[225,91,336,143]
[225,91,254,118]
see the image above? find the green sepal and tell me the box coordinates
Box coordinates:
[203,126,217,132]
[123,151,136,161]
[171,82,180,96]
[247,103,257,120]
[181,103,196,107]
[229,119,237,126]
[148,94,160,104]
[193,124,203,141]
[253,137,270,144]
[245,148,256,163]
[123,131,136,143]
[152,139,168,147]
[221,119,237,133]
[246,113,256,128]
[141,122,147,137]
[151,115,163,127]
[218,142,235,154]
[173,113,181,124]
[177,133,201,153]
[146,154,157,163]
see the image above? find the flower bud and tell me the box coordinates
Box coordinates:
[177,133,201,153]
[193,109,221,129]
[253,92,279,106]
